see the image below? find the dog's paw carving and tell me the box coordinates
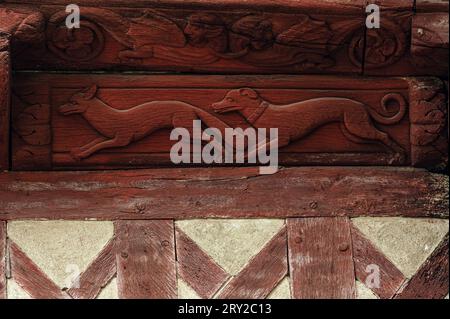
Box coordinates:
[69,148,86,161]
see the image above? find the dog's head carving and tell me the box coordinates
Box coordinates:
[59,85,98,115]
[212,88,261,113]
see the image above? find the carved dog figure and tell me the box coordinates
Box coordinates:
[59,85,231,160]
[212,88,407,162]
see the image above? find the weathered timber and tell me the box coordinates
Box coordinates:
[0,167,447,220]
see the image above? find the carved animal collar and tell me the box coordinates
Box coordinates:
[246,101,269,125]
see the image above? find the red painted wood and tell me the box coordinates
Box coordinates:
[67,238,116,299]
[0,36,10,171]
[11,74,430,170]
[7,2,366,75]
[395,234,449,299]
[9,241,69,299]
[288,217,356,299]
[218,226,288,299]
[410,13,448,77]
[415,0,449,12]
[115,220,177,299]
[0,221,6,299]
[176,228,230,299]
[351,224,406,299]
[0,167,447,220]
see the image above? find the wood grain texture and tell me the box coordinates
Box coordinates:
[415,0,449,12]
[351,224,406,299]
[7,2,365,74]
[395,234,449,299]
[1,3,447,76]
[176,227,229,299]
[0,36,10,171]
[0,221,6,299]
[409,77,448,171]
[218,226,287,299]
[115,220,177,299]
[67,238,116,299]
[0,167,448,220]
[411,13,448,75]
[288,217,356,299]
[12,74,442,170]
[9,240,69,299]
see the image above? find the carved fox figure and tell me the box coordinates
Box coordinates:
[213,88,407,163]
[59,85,232,160]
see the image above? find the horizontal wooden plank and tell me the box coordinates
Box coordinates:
[0,167,447,220]
[9,240,69,299]
[6,3,365,74]
[12,74,448,171]
[3,0,367,13]
[415,0,449,12]
[395,234,449,299]
[3,4,446,76]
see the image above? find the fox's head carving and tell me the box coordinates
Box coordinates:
[59,85,98,115]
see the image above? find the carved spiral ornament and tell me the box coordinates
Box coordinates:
[47,12,105,62]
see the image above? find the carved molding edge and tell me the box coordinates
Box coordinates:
[411,12,449,73]
[0,6,45,171]
[409,78,448,171]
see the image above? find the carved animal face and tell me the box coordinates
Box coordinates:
[184,14,227,52]
[59,85,98,115]
[212,88,261,113]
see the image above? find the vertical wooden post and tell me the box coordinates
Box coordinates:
[115,220,177,299]
[0,35,10,171]
[287,217,356,299]
[0,221,6,299]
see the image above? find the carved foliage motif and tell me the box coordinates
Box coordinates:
[11,93,51,170]
[409,78,448,170]
[0,7,45,48]
[363,11,410,70]
[46,7,365,70]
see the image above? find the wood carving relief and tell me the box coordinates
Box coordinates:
[0,6,45,171]
[58,84,407,162]
[44,8,363,72]
[11,92,51,170]
[409,78,448,170]
[3,3,447,76]
[10,74,422,170]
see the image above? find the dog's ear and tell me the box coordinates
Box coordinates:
[239,88,259,99]
[83,84,98,100]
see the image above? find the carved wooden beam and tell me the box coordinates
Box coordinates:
[0,167,447,220]
[7,1,367,75]
[0,6,45,171]
[0,34,10,171]
[411,12,448,75]
[0,1,445,76]
[10,74,447,170]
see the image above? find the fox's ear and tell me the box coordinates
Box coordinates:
[239,88,258,99]
[83,85,98,100]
